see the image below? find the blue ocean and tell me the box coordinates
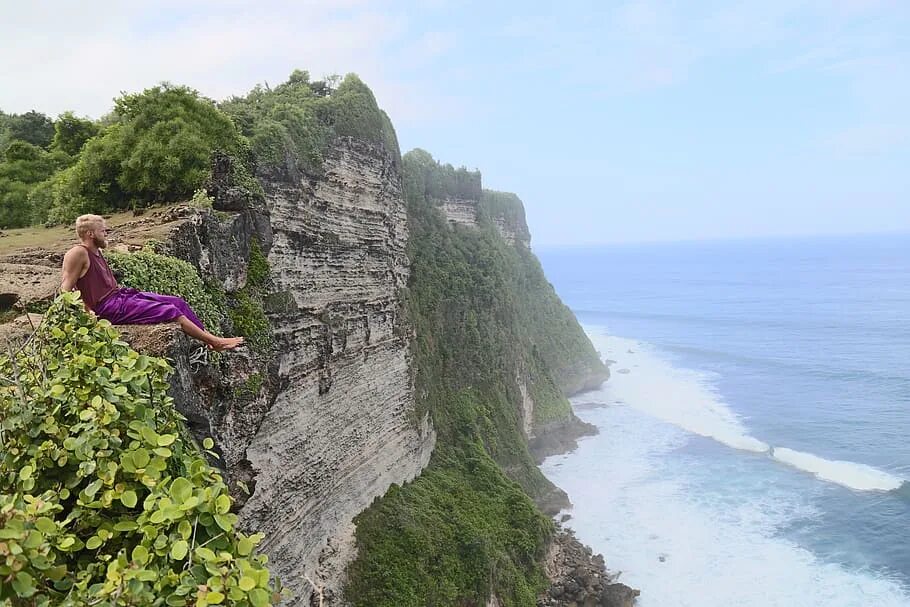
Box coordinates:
[536,234,910,607]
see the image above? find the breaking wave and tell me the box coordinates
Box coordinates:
[589,333,903,493]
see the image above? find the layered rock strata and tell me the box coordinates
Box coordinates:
[238,138,435,604]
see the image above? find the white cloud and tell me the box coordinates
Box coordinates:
[0,0,456,128]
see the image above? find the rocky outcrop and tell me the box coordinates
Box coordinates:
[539,528,639,607]
[529,416,598,465]
[559,368,611,399]
[437,192,533,248]
[0,263,58,312]
[440,197,478,227]
[491,213,530,247]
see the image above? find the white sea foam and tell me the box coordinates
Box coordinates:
[772,447,904,492]
[540,375,910,607]
[588,331,904,493]
[591,334,770,454]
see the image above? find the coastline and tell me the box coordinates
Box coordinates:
[534,372,641,607]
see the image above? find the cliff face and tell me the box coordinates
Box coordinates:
[433,185,606,443]
[134,138,435,604]
[239,137,435,600]
[438,191,532,249]
[341,150,629,607]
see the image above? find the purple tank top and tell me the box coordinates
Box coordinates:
[75,246,118,310]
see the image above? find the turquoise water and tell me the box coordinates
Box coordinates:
[537,234,910,606]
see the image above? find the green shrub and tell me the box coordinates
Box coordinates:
[228,291,271,356]
[348,444,551,607]
[0,141,71,228]
[0,292,280,605]
[222,238,273,356]
[232,373,263,403]
[105,249,224,332]
[48,84,250,222]
[246,240,270,289]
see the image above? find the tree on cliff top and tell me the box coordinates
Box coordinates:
[45,84,248,224]
[50,113,99,157]
[402,149,482,202]
[221,71,400,177]
[0,111,55,150]
[0,141,70,229]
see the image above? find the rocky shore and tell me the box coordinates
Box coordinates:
[539,527,640,607]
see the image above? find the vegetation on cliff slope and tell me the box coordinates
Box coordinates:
[347,151,605,606]
[220,70,399,177]
[0,293,279,606]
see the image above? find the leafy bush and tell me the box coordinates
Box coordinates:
[51,113,99,157]
[245,240,270,289]
[227,291,271,356]
[0,292,280,605]
[48,84,249,223]
[0,141,71,229]
[224,238,272,356]
[105,249,225,332]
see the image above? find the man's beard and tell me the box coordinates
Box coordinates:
[94,235,108,248]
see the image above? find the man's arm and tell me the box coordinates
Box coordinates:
[60,246,89,293]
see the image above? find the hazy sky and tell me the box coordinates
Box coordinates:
[2,1,908,245]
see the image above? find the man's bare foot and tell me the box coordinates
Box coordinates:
[209,336,245,351]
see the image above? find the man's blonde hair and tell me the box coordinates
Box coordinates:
[75,214,106,239]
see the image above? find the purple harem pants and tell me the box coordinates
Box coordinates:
[94,288,204,330]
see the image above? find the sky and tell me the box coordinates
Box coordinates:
[1,0,908,246]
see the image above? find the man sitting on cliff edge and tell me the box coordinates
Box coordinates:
[60,214,244,351]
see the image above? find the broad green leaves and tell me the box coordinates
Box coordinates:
[0,292,280,604]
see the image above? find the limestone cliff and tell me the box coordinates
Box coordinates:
[0,75,629,607]
[0,135,436,606]
[182,137,435,603]
[342,149,632,607]
[422,179,607,460]
[238,137,434,601]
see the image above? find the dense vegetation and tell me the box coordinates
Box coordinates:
[0,87,250,228]
[346,151,603,606]
[0,293,280,605]
[225,239,273,356]
[220,70,399,177]
[0,70,397,230]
